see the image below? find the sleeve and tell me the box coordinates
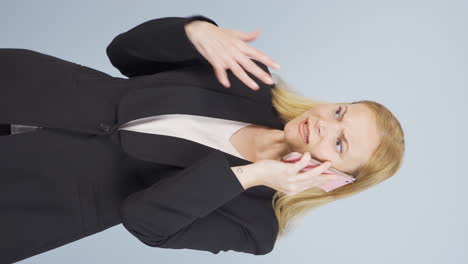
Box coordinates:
[106,15,218,78]
[119,150,276,255]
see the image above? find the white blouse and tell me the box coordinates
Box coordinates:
[118,114,252,160]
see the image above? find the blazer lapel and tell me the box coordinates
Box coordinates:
[117,83,284,131]
[116,83,284,166]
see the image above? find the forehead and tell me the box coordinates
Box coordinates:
[343,103,380,170]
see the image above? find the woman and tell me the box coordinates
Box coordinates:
[0,15,405,263]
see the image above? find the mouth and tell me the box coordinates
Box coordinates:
[300,119,309,144]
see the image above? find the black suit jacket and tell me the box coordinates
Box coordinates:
[107,15,285,255]
[0,15,286,258]
[108,15,289,255]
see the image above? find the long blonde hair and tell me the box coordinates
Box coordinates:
[269,73,406,239]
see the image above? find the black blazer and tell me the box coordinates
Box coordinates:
[108,15,285,256]
[0,15,286,260]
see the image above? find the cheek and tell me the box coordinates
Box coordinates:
[309,142,335,161]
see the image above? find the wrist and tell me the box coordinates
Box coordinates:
[230,164,262,190]
[184,20,211,37]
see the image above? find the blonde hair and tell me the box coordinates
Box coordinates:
[269,73,406,239]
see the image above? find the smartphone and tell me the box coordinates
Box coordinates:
[281,154,356,192]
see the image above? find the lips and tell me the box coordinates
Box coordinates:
[300,119,309,144]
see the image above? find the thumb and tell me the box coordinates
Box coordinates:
[283,151,302,161]
[238,29,260,41]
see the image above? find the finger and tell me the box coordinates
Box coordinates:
[237,56,274,85]
[293,170,339,183]
[240,44,281,70]
[227,60,260,90]
[292,160,333,182]
[240,29,260,41]
[292,152,311,171]
[309,160,333,175]
[213,65,231,88]
[228,28,260,42]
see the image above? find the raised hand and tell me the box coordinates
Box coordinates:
[250,152,340,196]
[184,20,280,91]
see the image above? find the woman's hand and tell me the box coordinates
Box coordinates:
[251,152,338,196]
[184,20,281,91]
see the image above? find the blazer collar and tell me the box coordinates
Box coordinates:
[117,83,284,131]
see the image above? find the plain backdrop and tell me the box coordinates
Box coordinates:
[1,0,467,263]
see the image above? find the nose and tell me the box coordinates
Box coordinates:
[317,119,325,137]
[316,119,340,138]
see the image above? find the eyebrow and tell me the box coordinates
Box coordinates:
[342,105,351,157]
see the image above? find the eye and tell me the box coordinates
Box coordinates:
[335,106,342,119]
[335,106,344,154]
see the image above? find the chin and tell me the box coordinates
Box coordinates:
[284,135,302,153]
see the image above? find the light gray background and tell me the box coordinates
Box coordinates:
[2,0,466,263]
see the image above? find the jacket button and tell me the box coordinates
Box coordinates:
[99,122,111,132]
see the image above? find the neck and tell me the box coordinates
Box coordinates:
[250,126,291,161]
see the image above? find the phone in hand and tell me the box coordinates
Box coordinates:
[281,154,356,192]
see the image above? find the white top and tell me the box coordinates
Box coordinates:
[118,114,252,160]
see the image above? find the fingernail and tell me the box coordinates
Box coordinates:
[283,152,301,160]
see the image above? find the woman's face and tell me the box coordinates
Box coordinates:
[283,102,380,174]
